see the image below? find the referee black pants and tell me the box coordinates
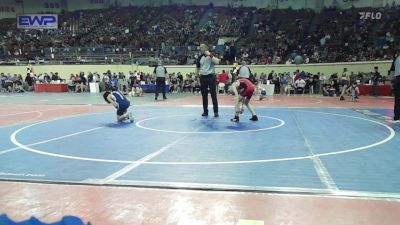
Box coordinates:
[394,76,400,120]
[200,74,218,114]
[155,77,166,98]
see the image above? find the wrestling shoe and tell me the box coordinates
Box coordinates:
[230,116,239,122]
[249,115,258,121]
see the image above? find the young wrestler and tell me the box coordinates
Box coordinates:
[103,90,133,122]
[230,78,258,122]
[347,82,360,102]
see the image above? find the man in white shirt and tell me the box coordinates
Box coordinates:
[295,77,306,94]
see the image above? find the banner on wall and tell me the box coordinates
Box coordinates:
[17,14,58,29]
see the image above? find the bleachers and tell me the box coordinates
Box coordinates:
[0,5,399,65]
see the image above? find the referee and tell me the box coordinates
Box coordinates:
[390,49,400,121]
[153,60,168,100]
[196,43,220,117]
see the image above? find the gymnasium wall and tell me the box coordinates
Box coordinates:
[19,0,63,13]
[0,60,392,79]
[2,0,400,20]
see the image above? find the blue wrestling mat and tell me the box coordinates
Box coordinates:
[0,106,399,198]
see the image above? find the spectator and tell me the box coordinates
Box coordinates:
[217,70,230,93]
[371,66,382,96]
[75,75,87,92]
[339,68,349,100]
[295,77,306,94]
[109,75,118,91]
[183,78,193,93]
[24,72,34,91]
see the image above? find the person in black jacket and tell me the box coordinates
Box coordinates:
[390,49,400,121]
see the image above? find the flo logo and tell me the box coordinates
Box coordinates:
[359,12,382,20]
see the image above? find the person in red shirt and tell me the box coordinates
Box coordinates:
[217,70,229,93]
[230,78,258,122]
[217,70,229,84]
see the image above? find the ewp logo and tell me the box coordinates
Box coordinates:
[17,14,58,29]
[359,12,382,20]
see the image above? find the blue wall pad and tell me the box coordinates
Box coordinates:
[0,215,91,225]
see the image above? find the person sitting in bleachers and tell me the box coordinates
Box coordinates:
[128,73,143,97]
[4,75,14,92]
[75,75,88,92]
[0,74,6,92]
[217,70,230,93]
[322,82,335,97]
[191,77,201,93]
[67,74,76,92]
[183,78,193,93]
[295,77,306,94]
[109,75,118,91]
